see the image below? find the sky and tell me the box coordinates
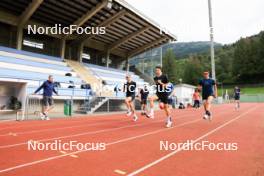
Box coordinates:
[125,0,264,44]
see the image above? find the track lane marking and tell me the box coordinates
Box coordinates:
[114,169,127,175]
[0,111,195,136]
[126,106,258,176]
[0,104,227,132]
[0,112,199,149]
[0,118,203,173]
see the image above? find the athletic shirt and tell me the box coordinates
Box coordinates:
[198,78,215,96]
[140,88,149,100]
[34,80,57,97]
[234,88,241,96]
[193,92,200,100]
[154,74,169,95]
[123,81,136,97]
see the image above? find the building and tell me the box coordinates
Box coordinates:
[173,84,196,106]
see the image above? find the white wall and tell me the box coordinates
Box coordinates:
[173,85,195,106]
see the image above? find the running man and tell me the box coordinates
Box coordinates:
[139,85,149,115]
[123,74,138,121]
[147,66,173,128]
[198,71,217,120]
[234,86,241,109]
[193,88,201,109]
[34,75,58,120]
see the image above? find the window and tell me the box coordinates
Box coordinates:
[23,40,44,49]
[82,53,91,60]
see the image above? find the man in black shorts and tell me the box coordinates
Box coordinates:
[139,84,149,115]
[123,74,138,121]
[147,66,173,128]
[234,86,241,109]
[198,71,217,121]
[34,75,58,120]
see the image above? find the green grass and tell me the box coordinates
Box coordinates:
[218,87,264,95]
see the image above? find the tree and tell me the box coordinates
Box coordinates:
[162,49,178,83]
[183,55,203,85]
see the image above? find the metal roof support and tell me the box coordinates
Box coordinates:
[77,43,84,62]
[70,9,127,45]
[128,37,168,58]
[16,0,43,50]
[108,26,150,51]
[18,0,43,28]
[106,50,110,68]
[65,0,108,39]
[60,39,66,59]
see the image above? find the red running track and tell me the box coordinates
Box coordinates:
[0,103,263,176]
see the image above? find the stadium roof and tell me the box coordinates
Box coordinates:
[0,0,177,58]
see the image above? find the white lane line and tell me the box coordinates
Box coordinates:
[0,119,132,137]
[69,154,79,158]
[114,169,127,175]
[0,104,227,132]
[0,118,202,174]
[0,117,126,133]
[0,113,197,149]
[0,113,195,137]
[127,106,258,176]
[0,113,192,135]
[0,115,129,132]
[0,119,16,123]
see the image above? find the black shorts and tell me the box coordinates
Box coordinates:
[43,96,54,106]
[157,93,169,104]
[202,94,214,100]
[234,95,240,100]
[141,99,147,105]
[194,100,200,105]
[126,95,135,101]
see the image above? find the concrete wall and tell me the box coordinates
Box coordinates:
[174,86,195,105]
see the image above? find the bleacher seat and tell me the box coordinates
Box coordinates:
[0,47,88,97]
[84,63,147,87]
[0,46,62,62]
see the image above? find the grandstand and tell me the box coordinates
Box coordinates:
[0,0,176,120]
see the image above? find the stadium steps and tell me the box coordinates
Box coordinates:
[66,60,102,85]
[76,97,108,114]
[66,60,113,97]
[133,68,155,84]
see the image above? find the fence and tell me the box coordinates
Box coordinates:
[240,94,264,102]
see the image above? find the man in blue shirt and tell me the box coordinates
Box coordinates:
[198,71,217,121]
[234,86,241,109]
[34,75,58,120]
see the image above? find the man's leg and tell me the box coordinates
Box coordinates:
[141,101,146,114]
[235,99,240,109]
[203,99,207,111]
[204,96,214,120]
[206,96,214,111]
[147,95,158,118]
[164,101,172,127]
[125,97,130,109]
[129,97,138,121]
[43,97,54,120]
[129,98,135,114]
[44,105,54,114]
[125,97,132,116]
[40,105,48,120]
